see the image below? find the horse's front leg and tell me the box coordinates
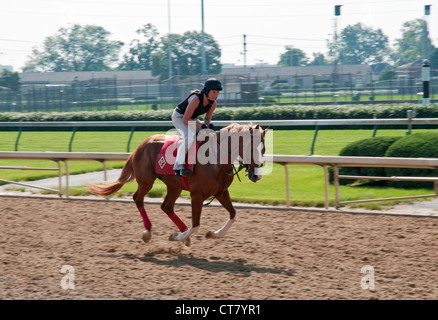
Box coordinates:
[206,190,237,239]
[169,193,203,245]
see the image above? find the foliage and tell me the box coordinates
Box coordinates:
[429,48,438,78]
[1,104,438,128]
[151,31,221,79]
[23,24,124,72]
[331,136,402,185]
[271,83,290,90]
[308,52,329,66]
[0,70,22,92]
[311,82,336,89]
[378,69,397,81]
[117,24,160,71]
[393,19,436,66]
[328,22,391,64]
[278,47,309,66]
[385,132,438,188]
[328,131,438,189]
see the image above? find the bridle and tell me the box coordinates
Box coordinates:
[203,130,265,206]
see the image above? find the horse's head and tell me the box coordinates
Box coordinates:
[219,123,269,182]
[245,124,269,182]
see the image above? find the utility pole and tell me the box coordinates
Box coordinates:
[243,34,247,68]
[332,5,342,87]
[201,0,207,75]
[168,0,172,80]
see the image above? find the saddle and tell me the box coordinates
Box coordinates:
[155,135,201,190]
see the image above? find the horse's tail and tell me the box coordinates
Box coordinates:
[87,154,135,197]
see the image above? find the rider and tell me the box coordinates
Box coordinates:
[172,78,223,177]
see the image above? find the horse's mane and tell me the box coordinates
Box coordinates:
[222,123,260,133]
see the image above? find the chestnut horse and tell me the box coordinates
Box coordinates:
[87,123,268,246]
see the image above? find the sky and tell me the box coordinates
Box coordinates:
[0,0,437,72]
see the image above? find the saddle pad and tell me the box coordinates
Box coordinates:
[155,135,199,176]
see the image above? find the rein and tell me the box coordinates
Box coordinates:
[203,163,247,206]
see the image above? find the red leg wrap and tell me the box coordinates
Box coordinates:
[168,212,188,232]
[138,206,152,230]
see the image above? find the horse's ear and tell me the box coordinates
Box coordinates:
[254,124,260,130]
[262,126,270,137]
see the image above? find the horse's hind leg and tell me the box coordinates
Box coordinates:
[206,189,237,239]
[133,177,155,243]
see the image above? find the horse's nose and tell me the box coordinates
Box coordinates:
[250,174,262,182]
[254,167,262,181]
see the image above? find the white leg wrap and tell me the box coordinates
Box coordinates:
[172,225,199,242]
[208,217,236,238]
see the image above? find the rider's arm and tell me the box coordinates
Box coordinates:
[182,95,200,125]
[203,102,216,126]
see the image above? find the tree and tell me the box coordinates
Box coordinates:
[378,69,397,81]
[429,48,438,78]
[278,47,309,66]
[393,19,435,66]
[328,23,391,64]
[0,69,21,92]
[151,31,221,79]
[118,23,159,70]
[23,24,123,72]
[308,52,329,66]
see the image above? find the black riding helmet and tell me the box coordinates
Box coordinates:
[203,78,223,98]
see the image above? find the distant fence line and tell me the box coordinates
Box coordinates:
[0,71,437,112]
[2,117,436,153]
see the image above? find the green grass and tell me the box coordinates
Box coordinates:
[1,127,437,209]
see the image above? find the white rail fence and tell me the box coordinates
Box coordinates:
[2,151,438,209]
[274,155,438,208]
[0,152,130,197]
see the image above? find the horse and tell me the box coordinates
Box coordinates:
[87,123,268,246]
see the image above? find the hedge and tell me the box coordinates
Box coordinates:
[330,133,438,189]
[329,136,402,185]
[385,132,438,189]
[0,103,437,124]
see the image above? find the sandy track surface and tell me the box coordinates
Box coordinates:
[0,196,437,300]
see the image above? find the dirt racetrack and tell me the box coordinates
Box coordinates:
[0,196,437,300]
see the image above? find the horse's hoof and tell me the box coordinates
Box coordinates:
[169,233,178,241]
[142,229,152,243]
[205,230,215,239]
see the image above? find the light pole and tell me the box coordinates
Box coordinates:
[422,59,430,105]
[422,5,431,105]
[168,0,172,80]
[201,0,207,75]
[332,5,342,87]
